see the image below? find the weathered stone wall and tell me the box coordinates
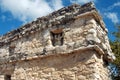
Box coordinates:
[0,17,114,64]
[0,2,114,80]
[0,16,113,80]
[1,50,110,80]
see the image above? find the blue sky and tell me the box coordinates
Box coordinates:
[0,0,120,40]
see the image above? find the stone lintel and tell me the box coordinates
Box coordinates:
[2,45,104,64]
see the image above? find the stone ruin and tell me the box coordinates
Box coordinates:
[0,2,115,80]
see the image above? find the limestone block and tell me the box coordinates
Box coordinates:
[101,43,107,50]
[86,34,101,43]
[86,18,96,25]
[55,45,67,54]
[43,68,55,73]
[77,75,86,80]
[0,75,4,80]
[88,29,96,34]
[66,42,75,50]
[0,48,9,58]
[60,71,75,80]
[56,15,65,20]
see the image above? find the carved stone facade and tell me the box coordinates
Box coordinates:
[0,2,115,80]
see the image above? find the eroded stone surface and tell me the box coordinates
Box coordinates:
[0,50,110,80]
[0,2,114,80]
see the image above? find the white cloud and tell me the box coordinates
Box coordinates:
[70,0,96,4]
[105,12,119,23]
[0,0,63,23]
[113,2,120,7]
[107,2,120,11]
[48,0,63,10]
[102,2,120,24]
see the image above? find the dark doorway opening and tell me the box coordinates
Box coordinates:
[51,29,64,46]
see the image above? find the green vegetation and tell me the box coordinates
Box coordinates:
[110,25,120,80]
